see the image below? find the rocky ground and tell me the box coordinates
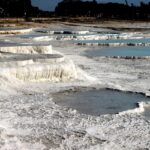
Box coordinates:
[0,22,150,150]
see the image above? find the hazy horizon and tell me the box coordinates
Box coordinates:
[31,0,150,11]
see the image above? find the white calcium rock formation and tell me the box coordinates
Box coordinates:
[0,59,77,81]
[36,29,90,35]
[0,45,53,54]
[0,46,78,81]
[119,101,150,114]
[0,53,65,67]
[33,36,53,41]
[0,28,33,34]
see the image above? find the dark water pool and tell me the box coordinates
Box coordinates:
[85,46,150,57]
[53,89,150,116]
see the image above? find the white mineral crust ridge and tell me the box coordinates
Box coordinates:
[0,28,33,34]
[0,45,53,54]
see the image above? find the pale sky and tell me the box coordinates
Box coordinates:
[31,0,150,11]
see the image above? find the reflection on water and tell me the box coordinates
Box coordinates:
[53,89,150,116]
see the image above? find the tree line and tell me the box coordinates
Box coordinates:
[0,0,50,17]
[1,0,150,20]
[55,0,150,20]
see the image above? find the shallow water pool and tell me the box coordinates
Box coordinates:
[78,38,150,44]
[85,46,150,57]
[53,89,150,116]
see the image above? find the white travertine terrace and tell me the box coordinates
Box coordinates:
[0,28,33,34]
[0,44,78,81]
[33,34,141,41]
[0,59,77,81]
[0,45,53,54]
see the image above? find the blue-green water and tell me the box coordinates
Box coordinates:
[53,89,150,116]
[85,46,150,57]
[78,38,150,44]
